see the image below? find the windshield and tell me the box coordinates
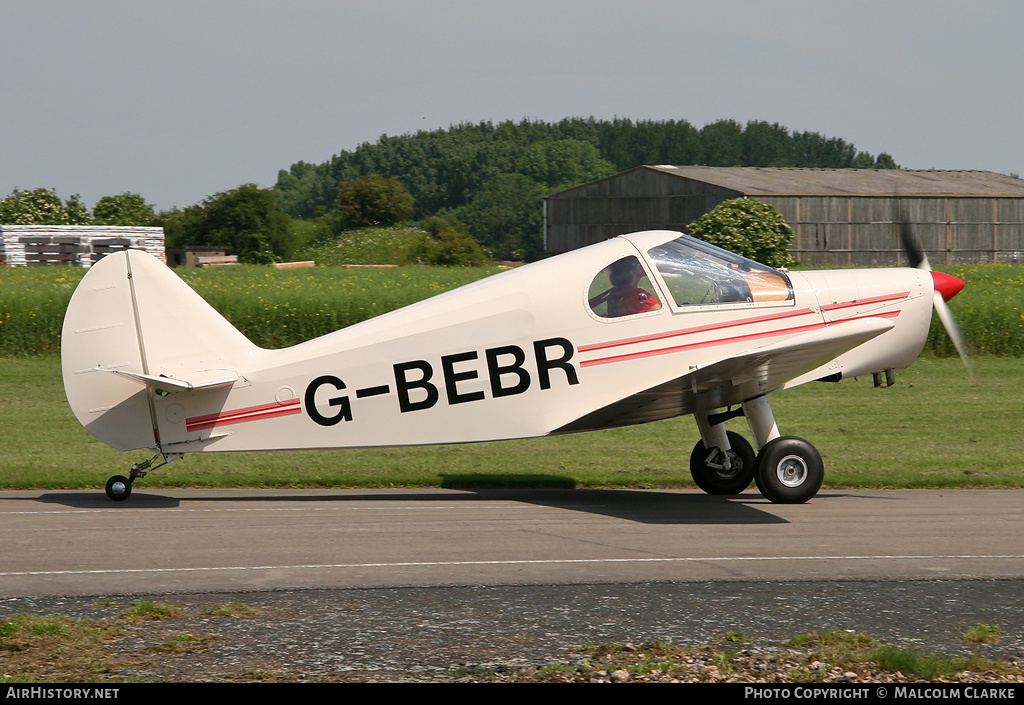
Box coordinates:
[646,234,793,307]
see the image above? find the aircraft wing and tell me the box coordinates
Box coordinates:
[554,316,894,433]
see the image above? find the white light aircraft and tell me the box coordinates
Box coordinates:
[61,229,966,503]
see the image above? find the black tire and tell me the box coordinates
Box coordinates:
[689,431,756,494]
[754,436,824,504]
[105,475,132,502]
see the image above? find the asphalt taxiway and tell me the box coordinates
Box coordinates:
[2,488,1021,597]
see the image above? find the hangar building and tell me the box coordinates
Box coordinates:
[543,166,1024,266]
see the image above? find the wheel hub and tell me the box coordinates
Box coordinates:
[775,455,808,487]
[712,450,743,480]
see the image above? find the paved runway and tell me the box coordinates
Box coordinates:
[2,487,1022,597]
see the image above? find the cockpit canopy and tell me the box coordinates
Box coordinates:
[589,232,793,318]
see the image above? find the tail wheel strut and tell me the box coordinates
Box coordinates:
[103,452,183,502]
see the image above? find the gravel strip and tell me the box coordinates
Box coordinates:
[2,578,1023,682]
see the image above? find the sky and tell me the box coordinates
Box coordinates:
[2,0,1022,213]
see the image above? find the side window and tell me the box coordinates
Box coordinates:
[588,256,663,318]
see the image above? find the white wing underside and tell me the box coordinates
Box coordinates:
[555,317,893,433]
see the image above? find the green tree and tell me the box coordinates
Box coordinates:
[515,139,616,191]
[271,117,898,243]
[791,131,858,168]
[65,194,90,224]
[274,162,325,219]
[161,184,292,263]
[687,198,798,268]
[874,152,899,169]
[455,174,547,261]
[0,188,90,225]
[92,192,156,225]
[700,119,745,166]
[851,151,876,168]
[594,118,701,167]
[410,216,490,266]
[742,121,796,166]
[851,151,900,169]
[156,204,205,248]
[332,173,414,233]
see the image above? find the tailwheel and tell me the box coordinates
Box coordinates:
[754,436,824,504]
[689,430,756,495]
[101,452,183,502]
[105,475,132,502]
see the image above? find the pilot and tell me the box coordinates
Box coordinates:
[591,257,662,317]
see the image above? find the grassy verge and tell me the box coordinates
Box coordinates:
[295,225,429,266]
[1,607,1017,683]
[0,600,253,683]
[1,356,1021,491]
[526,627,1017,683]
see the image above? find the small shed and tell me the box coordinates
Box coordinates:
[166,247,237,267]
[544,166,1024,266]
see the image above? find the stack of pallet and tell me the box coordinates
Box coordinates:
[195,254,239,267]
[90,235,165,264]
[0,225,165,266]
[0,230,26,266]
[19,234,91,265]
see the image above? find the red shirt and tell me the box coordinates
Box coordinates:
[606,286,659,317]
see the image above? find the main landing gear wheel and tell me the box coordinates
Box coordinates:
[754,436,824,504]
[105,475,133,502]
[689,431,756,494]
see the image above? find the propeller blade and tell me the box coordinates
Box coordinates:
[901,222,972,374]
[900,222,929,270]
[933,290,973,375]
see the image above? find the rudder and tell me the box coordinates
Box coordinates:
[61,250,258,451]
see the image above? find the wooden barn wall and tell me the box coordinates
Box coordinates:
[547,174,1024,264]
[545,170,740,252]
[771,196,1024,266]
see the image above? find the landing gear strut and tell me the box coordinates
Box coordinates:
[104,453,182,502]
[692,395,824,504]
[742,395,823,504]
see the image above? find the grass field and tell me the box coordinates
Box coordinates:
[0,262,502,355]
[1,355,1020,492]
[3,260,1024,356]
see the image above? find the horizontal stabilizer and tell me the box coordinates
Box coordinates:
[107,369,239,394]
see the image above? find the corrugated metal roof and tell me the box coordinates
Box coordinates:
[645,166,1024,197]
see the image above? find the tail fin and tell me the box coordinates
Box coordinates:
[61,250,257,451]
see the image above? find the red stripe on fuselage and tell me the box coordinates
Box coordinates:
[578,307,902,368]
[820,292,910,312]
[578,307,818,354]
[186,399,301,432]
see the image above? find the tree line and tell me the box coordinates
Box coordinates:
[3,117,898,264]
[0,189,156,227]
[275,117,896,220]
[275,117,896,260]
